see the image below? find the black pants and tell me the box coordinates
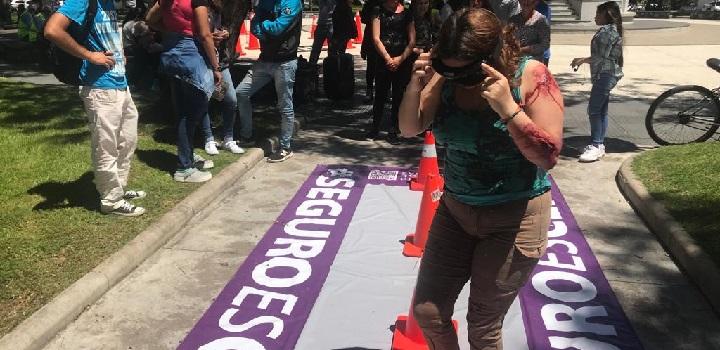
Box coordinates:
[371,57,411,134]
[328,36,348,56]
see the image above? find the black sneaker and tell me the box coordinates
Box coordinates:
[123,190,147,200]
[387,133,401,145]
[268,148,294,163]
[365,130,379,140]
[102,200,146,217]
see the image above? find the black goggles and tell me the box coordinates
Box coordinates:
[431,57,488,86]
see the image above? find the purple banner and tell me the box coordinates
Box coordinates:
[519,181,644,350]
[178,165,372,350]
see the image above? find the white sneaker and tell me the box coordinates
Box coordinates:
[102,200,146,216]
[174,168,212,183]
[579,144,605,162]
[222,140,246,154]
[193,154,214,169]
[205,141,219,155]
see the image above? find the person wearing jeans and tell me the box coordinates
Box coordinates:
[45,0,146,216]
[146,0,223,182]
[239,0,302,162]
[571,1,624,162]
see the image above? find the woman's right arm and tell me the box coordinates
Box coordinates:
[372,16,394,68]
[145,2,165,31]
[193,5,222,84]
[399,52,443,136]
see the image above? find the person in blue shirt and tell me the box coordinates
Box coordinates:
[45,0,147,216]
[236,0,302,162]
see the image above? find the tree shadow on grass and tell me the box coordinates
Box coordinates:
[27,171,99,211]
[135,148,176,174]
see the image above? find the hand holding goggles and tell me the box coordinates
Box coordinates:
[431,57,488,87]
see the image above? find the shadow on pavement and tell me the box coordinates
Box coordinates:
[562,136,643,158]
[27,171,100,211]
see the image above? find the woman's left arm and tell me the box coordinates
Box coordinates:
[480,61,564,170]
[396,18,415,64]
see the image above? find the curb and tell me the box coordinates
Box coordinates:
[0,148,265,350]
[616,154,720,314]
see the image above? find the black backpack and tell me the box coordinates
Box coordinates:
[49,0,99,85]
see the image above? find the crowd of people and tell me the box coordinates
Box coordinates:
[40,0,626,346]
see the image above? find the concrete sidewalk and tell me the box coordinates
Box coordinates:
[3,17,720,350]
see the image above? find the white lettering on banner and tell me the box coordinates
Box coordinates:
[267,238,327,259]
[548,221,568,238]
[252,257,312,288]
[219,311,284,338]
[532,271,598,302]
[232,286,298,315]
[296,199,342,217]
[284,218,336,238]
[198,337,267,350]
[538,240,587,271]
[541,304,618,335]
[530,199,621,348]
[307,188,351,200]
[200,169,357,348]
[316,175,355,188]
[549,336,621,350]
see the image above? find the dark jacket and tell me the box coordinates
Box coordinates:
[251,0,303,62]
[332,0,357,40]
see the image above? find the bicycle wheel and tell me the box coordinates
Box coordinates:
[646,85,720,145]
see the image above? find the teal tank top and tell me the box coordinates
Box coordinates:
[432,58,551,206]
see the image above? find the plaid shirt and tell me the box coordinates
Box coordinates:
[590,24,624,82]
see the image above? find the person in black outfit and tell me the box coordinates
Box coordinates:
[330,0,357,55]
[369,0,415,144]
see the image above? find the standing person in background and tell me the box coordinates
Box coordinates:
[535,0,550,64]
[486,0,519,22]
[329,0,356,55]
[411,0,435,54]
[199,0,246,156]
[369,0,415,144]
[509,0,549,62]
[45,0,146,216]
[398,8,563,348]
[308,0,335,65]
[146,0,223,182]
[571,1,623,163]
[17,4,38,42]
[360,0,380,102]
[236,0,302,162]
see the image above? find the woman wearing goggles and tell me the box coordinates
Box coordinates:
[398,8,564,350]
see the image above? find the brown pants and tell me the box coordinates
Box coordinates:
[413,192,551,350]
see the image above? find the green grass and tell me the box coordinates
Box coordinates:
[632,142,720,267]
[0,78,248,336]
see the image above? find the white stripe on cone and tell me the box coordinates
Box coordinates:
[422,144,437,158]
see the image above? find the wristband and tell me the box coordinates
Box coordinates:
[503,105,523,124]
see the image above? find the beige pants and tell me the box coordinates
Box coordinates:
[413,192,551,350]
[79,87,139,212]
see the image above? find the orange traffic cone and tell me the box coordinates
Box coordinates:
[392,294,458,349]
[323,38,328,47]
[403,173,443,257]
[247,31,260,50]
[409,131,441,191]
[346,39,354,49]
[239,19,247,35]
[310,15,317,39]
[354,11,363,44]
[235,34,246,56]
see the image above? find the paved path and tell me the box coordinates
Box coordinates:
[38,32,720,349]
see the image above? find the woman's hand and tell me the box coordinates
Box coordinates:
[385,56,398,71]
[213,70,223,86]
[570,57,589,68]
[408,51,434,92]
[479,63,518,119]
